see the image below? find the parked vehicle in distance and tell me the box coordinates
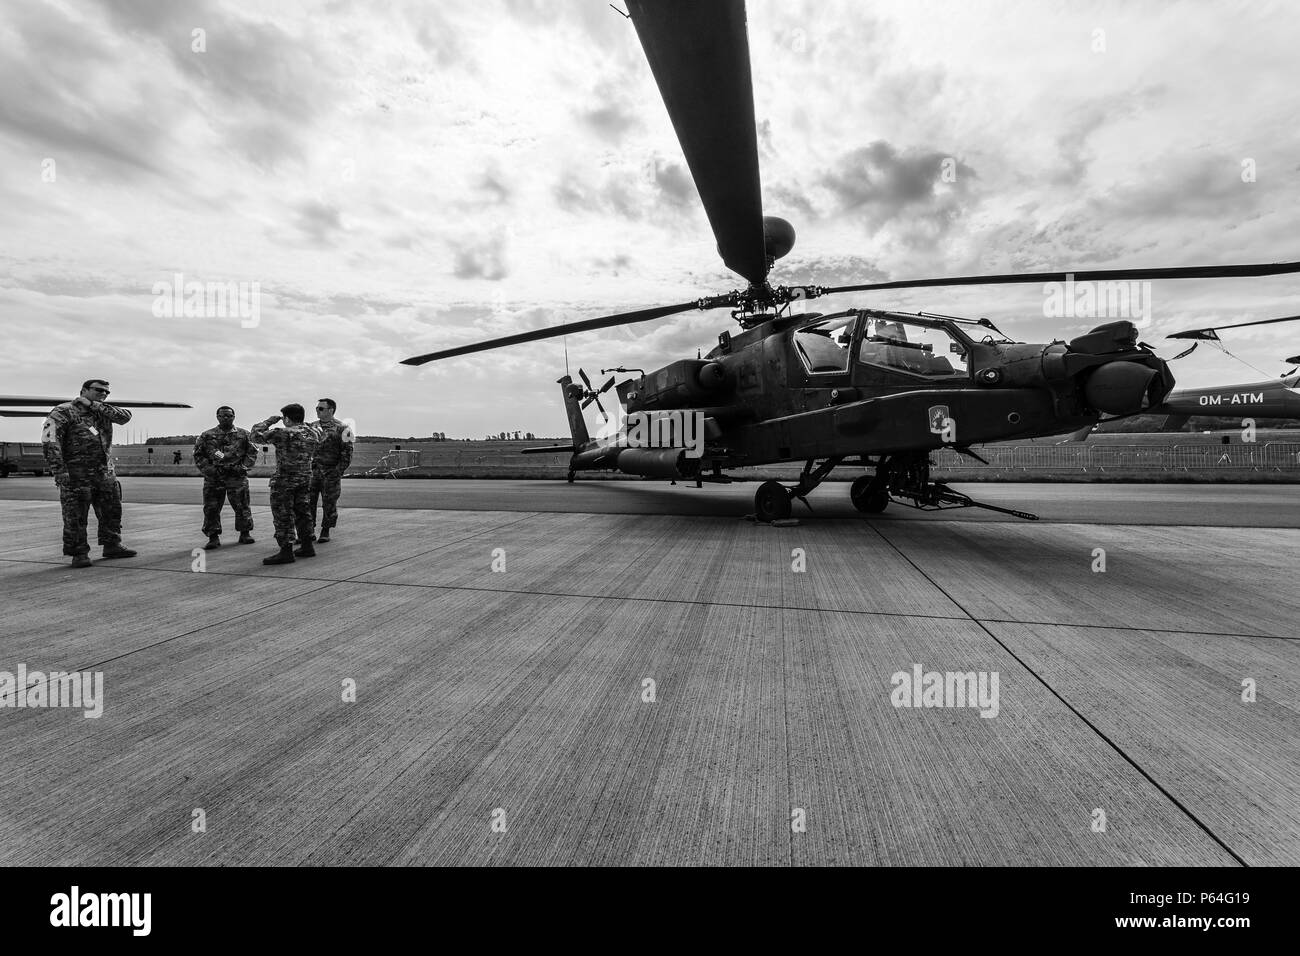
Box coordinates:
[0,442,49,477]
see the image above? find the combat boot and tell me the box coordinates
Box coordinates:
[316,528,330,543]
[71,555,92,568]
[204,535,221,550]
[293,542,316,558]
[238,533,255,544]
[101,545,138,559]
[262,546,296,565]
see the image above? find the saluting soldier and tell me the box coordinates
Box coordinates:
[42,379,137,568]
[308,397,353,543]
[250,404,321,565]
[193,406,258,550]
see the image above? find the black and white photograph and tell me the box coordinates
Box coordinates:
[0,0,1295,920]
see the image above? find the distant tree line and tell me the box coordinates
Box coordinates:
[356,434,451,442]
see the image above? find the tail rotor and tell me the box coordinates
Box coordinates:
[577,369,616,423]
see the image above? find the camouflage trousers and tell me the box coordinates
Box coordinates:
[58,469,122,556]
[268,476,313,548]
[309,466,343,532]
[202,474,253,537]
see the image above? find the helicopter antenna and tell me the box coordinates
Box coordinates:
[563,336,570,377]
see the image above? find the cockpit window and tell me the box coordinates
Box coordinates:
[793,317,855,374]
[857,317,969,378]
[971,325,1015,345]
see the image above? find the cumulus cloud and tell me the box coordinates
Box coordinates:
[292,200,344,247]
[653,161,695,207]
[452,236,508,280]
[819,140,976,229]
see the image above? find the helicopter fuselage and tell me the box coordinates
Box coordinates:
[578,309,1173,478]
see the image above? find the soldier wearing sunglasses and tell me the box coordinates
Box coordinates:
[41,379,138,568]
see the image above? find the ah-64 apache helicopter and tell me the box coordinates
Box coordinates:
[402,0,1300,522]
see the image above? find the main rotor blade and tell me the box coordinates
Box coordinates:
[0,396,192,408]
[627,0,766,285]
[820,260,1300,296]
[1168,313,1300,340]
[400,301,702,366]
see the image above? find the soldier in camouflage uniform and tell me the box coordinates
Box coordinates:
[250,403,321,564]
[193,406,258,549]
[308,397,353,543]
[42,379,138,568]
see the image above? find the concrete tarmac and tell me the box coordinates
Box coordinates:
[0,479,1296,865]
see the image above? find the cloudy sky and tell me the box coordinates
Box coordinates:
[2,0,1299,441]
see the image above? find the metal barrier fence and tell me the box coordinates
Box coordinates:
[984,442,1300,472]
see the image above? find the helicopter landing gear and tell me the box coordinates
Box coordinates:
[850,474,889,513]
[753,457,843,522]
[869,452,1039,520]
[754,480,791,521]
[567,470,576,484]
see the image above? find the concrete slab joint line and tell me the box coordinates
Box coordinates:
[866,521,1251,867]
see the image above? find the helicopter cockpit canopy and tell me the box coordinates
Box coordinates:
[858,315,970,378]
[792,316,857,373]
[792,313,975,378]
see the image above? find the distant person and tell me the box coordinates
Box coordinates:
[172,449,183,465]
[250,404,321,564]
[193,406,258,549]
[147,446,154,464]
[261,445,269,465]
[41,379,137,568]
[308,398,353,544]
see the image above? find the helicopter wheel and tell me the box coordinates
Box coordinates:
[754,480,792,522]
[850,474,889,514]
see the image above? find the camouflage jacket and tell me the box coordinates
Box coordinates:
[311,419,354,473]
[193,425,258,478]
[43,400,132,479]
[250,418,321,481]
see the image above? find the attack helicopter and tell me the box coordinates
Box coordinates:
[1151,314,1300,429]
[402,0,1300,521]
